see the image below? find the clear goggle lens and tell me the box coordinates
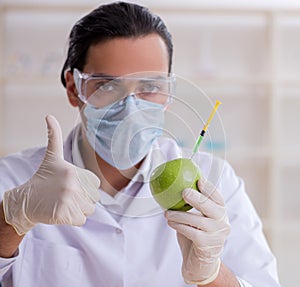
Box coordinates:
[73,68,175,108]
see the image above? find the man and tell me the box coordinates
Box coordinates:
[0,2,281,286]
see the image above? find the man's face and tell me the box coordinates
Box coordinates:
[73,34,170,171]
[83,34,169,77]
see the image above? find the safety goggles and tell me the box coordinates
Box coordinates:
[73,68,176,108]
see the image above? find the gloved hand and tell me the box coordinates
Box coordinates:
[3,115,100,236]
[165,177,230,285]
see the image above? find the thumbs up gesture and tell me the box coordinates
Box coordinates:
[3,115,100,236]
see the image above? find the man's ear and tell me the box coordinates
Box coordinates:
[65,70,81,107]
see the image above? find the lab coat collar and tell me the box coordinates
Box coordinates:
[63,125,182,226]
[63,124,174,196]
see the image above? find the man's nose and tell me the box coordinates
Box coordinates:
[118,92,137,104]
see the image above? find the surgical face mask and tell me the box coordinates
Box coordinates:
[83,95,165,170]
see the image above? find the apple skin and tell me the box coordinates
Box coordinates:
[150,158,201,211]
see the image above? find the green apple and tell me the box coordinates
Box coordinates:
[150,158,201,211]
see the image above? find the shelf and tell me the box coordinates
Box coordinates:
[273,228,300,287]
[229,156,271,219]
[2,1,300,13]
[1,0,300,17]
[277,16,300,77]
[274,221,300,232]
[226,148,300,166]
[279,76,300,85]
[277,86,300,100]
[181,75,272,86]
[3,84,66,101]
[2,76,62,85]
[260,219,300,233]
[3,75,300,90]
[277,165,300,221]
[2,75,273,86]
[0,1,96,11]
[225,147,273,160]
[1,94,79,154]
[2,9,81,88]
[279,151,300,167]
[278,99,300,148]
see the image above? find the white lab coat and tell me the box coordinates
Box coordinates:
[0,126,281,287]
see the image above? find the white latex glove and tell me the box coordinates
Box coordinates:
[165,177,230,285]
[3,115,100,236]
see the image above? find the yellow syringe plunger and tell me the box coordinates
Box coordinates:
[203,100,222,132]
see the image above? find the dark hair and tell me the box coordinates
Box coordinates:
[60,1,173,87]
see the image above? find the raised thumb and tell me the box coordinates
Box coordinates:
[45,115,64,159]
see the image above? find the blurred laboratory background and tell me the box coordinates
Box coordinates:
[0,0,300,286]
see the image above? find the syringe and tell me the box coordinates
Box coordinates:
[191,100,222,159]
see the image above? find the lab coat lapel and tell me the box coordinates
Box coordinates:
[118,183,162,223]
[88,202,121,228]
[63,129,179,226]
